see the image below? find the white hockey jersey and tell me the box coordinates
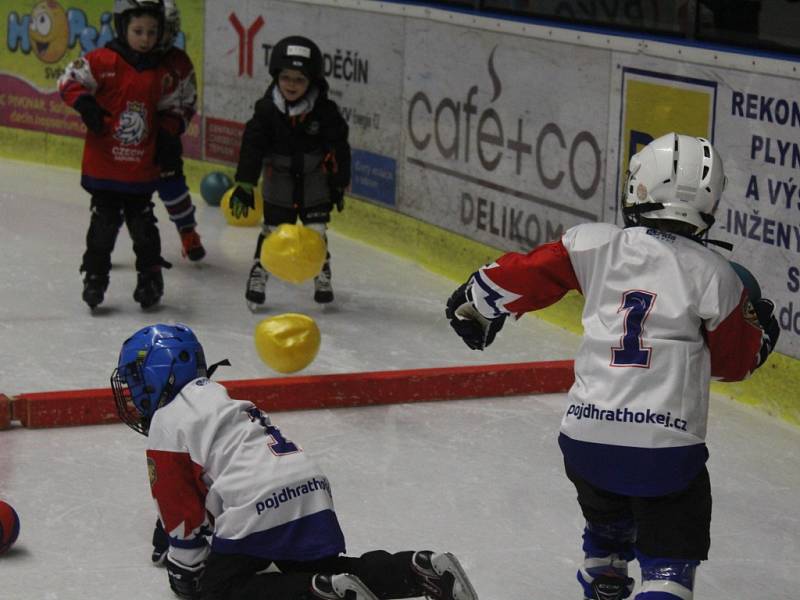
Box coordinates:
[146,379,345,568]
[470,223,764,496]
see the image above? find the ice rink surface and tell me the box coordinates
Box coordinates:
[0,158,798,599]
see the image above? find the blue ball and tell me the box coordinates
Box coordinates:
[730,261,761,302]
[200,172,233,207]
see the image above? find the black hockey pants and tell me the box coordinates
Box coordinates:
[81,190,162,276]
[199,549,424,600]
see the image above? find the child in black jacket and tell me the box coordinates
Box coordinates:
[230,36,351,310]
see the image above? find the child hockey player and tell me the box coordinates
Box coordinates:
[153,0,205,261]
[112,323,478,600]
[444,133,780,600]
[229,35,350,310]
[59,0,170,309]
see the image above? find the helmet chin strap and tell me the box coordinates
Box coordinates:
[207,359,231,379]
[622,201,733,250]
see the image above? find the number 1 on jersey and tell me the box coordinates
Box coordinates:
[611,290,656,367]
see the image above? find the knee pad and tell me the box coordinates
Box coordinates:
[636,553,697,599]
[89,203,124,234]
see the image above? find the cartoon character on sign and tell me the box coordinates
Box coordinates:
[114,101,148,146]
[28,1,69,64]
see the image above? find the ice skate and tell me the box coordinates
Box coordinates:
[133,268,164,309]
[311,573,379,600]
[578,554,634,600]
[82,273,109,309]
[180,228,205,261]
[246,261,269,311]
[411,551,478,600]
[314,259,333,303]
[581,574,634,600]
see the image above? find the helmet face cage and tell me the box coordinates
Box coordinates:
[111,359,151,435]
[622,133,726,236]
[113,0,165,43]
[111,324,207,435]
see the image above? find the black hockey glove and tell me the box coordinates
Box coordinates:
[73,94,110,135]
[230,183,255,218]
[151,519,168,565]
[330,186,345,212]
[155,130,183,177]
[446,277,507,351]
[166,557,204,600]
[754,298,780,368]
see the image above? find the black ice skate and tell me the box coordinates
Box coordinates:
[584,574,635,600]
[311,573,379,600]
[246,261,269,311]
[314,259,333,303]
[133,268,164,309]
[82,273,109,309]
[411,551,478,600]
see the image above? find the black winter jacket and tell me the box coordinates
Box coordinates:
[234,84,350,209]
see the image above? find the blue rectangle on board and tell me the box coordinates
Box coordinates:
[351,149,396,206]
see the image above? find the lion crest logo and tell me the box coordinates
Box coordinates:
[114,101,148,146]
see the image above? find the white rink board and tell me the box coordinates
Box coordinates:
[196,0,800,358]
[202,0,405,156]
[400,19,610,252]
[607,51,800,357]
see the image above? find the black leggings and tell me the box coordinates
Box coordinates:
[200,550,422,600]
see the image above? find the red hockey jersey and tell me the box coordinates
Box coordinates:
[156,46,197,136]
[58,47,169,194]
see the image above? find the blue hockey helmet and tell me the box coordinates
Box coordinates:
[111,323,206,435]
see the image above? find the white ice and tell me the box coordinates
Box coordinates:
[0,158,798,599]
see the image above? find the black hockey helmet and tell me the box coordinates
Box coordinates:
[113,0,165,42]
[269,36,324,83]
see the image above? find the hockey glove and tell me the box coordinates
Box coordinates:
[166,557,204,599]
[230,183,255,219]
[155,130,183,177]
[151,519,168,565]
[754,298,780,368]
[330,186,345,212]
[73,94,110,135]
[446,278,507,351]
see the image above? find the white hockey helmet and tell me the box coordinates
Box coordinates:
[622,132,726,236]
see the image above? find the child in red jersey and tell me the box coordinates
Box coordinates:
[152,0,205,261]
[59,0,171,310]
